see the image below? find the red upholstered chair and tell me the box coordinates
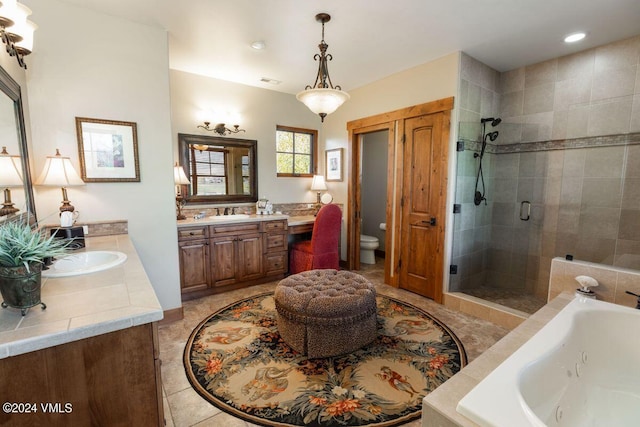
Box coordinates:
[289,204,342,274]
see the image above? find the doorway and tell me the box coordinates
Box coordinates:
[346,98,453,303]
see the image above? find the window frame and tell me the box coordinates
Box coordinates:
[276,125,318,177]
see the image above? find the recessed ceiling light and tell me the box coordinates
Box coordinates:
[251,40,266,50]
[564,32,586,43]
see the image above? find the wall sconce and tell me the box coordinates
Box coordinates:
[197,121,245,136]
[35,149,85,213]
[174,162,190,220]
[0,0,37,70]
[310,174,327,215]
[296,13,350,122]
[0,146,23,216]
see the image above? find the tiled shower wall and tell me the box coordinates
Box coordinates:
[451,35,640,300]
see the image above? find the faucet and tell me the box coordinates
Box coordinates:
[625,291,640,309]
[224,207,229,215]
[215,208,220,216]
[231,207,236,215]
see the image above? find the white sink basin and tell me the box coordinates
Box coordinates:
[42,251,128,278]
[208,214,251,221]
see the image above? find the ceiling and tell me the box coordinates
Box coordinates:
[57,0,640,95]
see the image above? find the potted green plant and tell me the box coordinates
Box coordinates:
[0,219,70,315]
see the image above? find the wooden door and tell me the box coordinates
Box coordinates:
[237,233,263,281]
[211,236,237,287]
[399,112,445,299]
[178,240,209,293]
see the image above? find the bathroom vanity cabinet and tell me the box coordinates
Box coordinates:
[178,218,289,298]
[0,234,165,426]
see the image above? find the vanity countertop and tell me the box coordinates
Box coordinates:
[0,234,163,359]
[177,214,316,228]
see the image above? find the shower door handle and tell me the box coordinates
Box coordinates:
[520,201,531,221]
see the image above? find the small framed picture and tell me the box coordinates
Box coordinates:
[325,148,343,182]
[75,117,140,182]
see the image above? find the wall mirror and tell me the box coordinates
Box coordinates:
[178,133,257,204]
[0,65,35,223]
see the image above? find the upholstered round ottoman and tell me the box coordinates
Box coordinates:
[274,269,377,359]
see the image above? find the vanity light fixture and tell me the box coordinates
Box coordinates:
[35,149,85,213]
[0,0,37,70]
[296,13,350,122]
[197,121,246,136]
[0,146,23,216]
[173,162,191,220]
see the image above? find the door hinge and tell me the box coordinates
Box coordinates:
[450,265,458,274]
[402,134,406,144]
[398,258,402,268]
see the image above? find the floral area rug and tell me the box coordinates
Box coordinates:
[183,292,466,427]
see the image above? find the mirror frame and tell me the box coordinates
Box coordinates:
[0,65,36,221]
[178,133,258,204]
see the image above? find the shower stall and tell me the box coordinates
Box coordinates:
[451,117,640,314]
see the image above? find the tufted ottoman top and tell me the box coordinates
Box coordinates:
[275,269,376,325]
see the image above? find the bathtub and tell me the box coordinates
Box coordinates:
[457,296,640,426]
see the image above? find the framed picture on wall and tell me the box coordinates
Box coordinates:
[75,117,140,182]
[325,148,343,182]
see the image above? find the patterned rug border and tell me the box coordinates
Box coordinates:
[183,291,467,427]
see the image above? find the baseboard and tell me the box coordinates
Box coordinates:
[160,306,184,325]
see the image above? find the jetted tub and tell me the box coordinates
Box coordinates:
[457,296,640,426]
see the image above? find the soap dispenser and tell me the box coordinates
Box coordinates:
[575,275,598,299]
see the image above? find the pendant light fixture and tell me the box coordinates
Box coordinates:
[296,13,350,122]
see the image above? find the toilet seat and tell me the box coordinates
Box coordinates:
[360,234,378,243]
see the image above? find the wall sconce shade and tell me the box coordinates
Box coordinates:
[296,13,350,122]
[197,121,246,136]
[0,146,23,216]
[0,0,36,69]
[35,149,85,213]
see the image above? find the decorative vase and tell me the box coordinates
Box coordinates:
[0,262,46,316]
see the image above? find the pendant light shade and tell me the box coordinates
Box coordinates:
[297,13,349,122]
[296,88,350,118]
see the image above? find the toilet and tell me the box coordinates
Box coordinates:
[360,234,379,264]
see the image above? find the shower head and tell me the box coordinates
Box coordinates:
[485,131,499,142]
[481,117,502,127]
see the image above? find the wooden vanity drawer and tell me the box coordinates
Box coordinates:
[210,222,260,235]
[262,220,287,233]
[178,226,208,240]
[264,252,287,275]
[264,233,287,252]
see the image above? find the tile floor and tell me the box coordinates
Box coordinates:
[158,259,510,426]
[461,286,547,314]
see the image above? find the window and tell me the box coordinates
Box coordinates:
[189,146,229,195]
[276,125,317,177]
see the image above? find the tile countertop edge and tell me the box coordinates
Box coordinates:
[422,292,574,427]
[0,235,163,360]
[177,214,317,227]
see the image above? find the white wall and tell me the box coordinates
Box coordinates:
[24,0,181,310]
[169,70,323,205]
[321,53,460,264]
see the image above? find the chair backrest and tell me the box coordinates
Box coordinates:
[311,204,342,253]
